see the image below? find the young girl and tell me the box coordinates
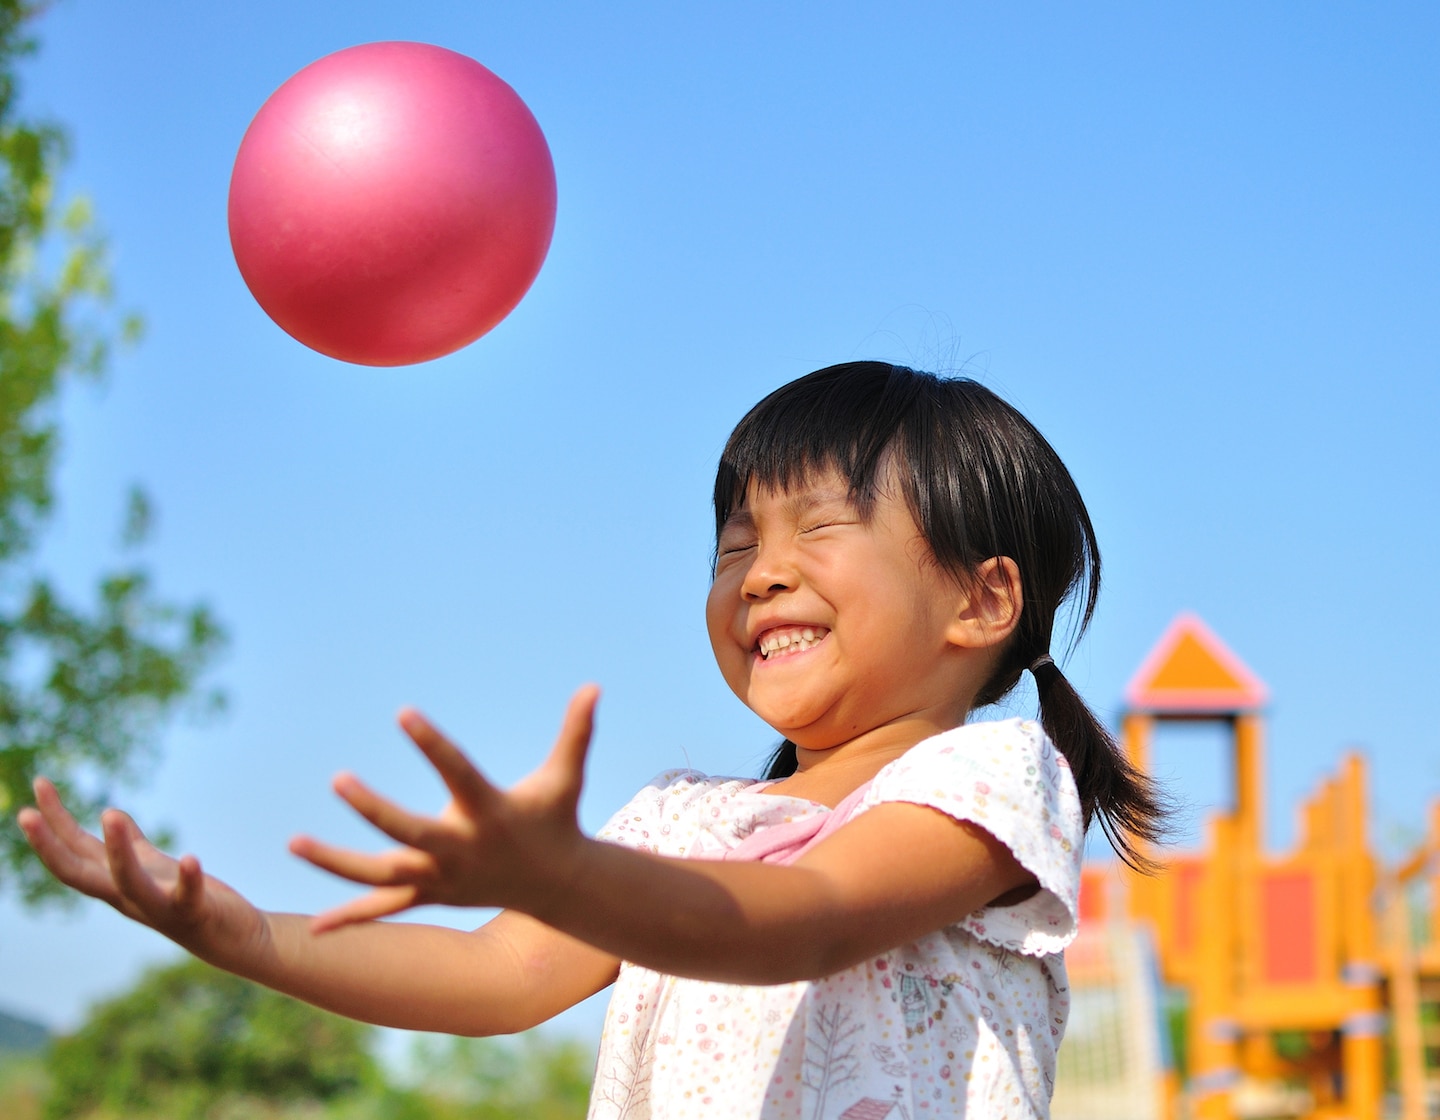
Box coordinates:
[19,362,1163,1119]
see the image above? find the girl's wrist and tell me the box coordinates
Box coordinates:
[515,832,597,926]
[191,904,279,981]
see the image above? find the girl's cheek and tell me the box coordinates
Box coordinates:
[704,582,725,633]
[706,566,744,620]
[704,582,740,661]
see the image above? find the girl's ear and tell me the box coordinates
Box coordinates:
[945,556,1023,650]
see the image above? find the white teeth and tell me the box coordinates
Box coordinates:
[758,628,829,660]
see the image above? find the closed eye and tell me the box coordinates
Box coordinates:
[716,527,758,557]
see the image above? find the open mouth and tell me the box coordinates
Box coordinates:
[756,626,830,661]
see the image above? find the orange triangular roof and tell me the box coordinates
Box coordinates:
[1124,613,1268,713]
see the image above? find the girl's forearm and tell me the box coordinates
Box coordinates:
[235,910,616,1036]
[251,914,526,1034]
[532,845,838,983]
[524,806,1027,985]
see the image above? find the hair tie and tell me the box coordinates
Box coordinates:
[1029,653,1061,690]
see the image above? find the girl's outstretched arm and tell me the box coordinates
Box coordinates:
[18,779,618,1035]
[534,800,1032,984]
[300,687,1036,985]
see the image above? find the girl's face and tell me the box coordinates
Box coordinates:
[707,466,978,752]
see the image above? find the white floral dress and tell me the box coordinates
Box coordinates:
[589,718,1084,1120]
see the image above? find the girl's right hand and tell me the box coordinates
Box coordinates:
[17,778,270,971]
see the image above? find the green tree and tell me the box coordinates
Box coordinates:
[0,0,224,903]
[44,958,379,1120]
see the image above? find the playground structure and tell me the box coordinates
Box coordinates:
[1051,614,1440,1120]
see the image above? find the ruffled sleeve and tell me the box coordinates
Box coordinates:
[863,718,1084,956]
[594,769,747,859]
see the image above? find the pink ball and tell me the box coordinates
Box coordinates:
[228,42,556,366]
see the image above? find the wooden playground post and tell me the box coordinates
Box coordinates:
[1234,713,1265,860]
[1341,1002,1385,1120]
[1385,801,1440,1120]
[1430,801,1440,951]
[1335,753,1383,1120]
[1386,880,1427,1120]
[1338,754,1377,968]
[1190,813,1240,1120]
[1123,711,1152,777]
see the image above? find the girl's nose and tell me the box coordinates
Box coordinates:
[743,579,791,601]
[740,547,796,601]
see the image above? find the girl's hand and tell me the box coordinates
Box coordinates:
[17,779,270,970]
[291,685,599,933]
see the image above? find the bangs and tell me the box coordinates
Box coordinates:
[712,362,926,537]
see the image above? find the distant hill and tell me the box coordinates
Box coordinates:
[0,1009,48,1055]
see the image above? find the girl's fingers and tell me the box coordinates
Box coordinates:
[17,805,114,900]
[310,885,418,934]
[396,709,497,813]
[331,773,435,849]
[540,685,600,792]
[102,811,173,917]
[22,781,129,903]
[32,778,108,864]
[289,834,434,887]
[173,854,206,918]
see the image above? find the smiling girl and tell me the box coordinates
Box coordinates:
[20,362,1164,1118]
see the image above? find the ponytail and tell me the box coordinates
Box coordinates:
[1030,656,1168,871]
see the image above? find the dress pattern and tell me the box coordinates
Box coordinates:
[589,719,1084,1120]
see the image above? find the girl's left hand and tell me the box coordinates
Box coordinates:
[290,685,599,933]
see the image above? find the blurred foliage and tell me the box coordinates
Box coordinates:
[43,958,378,1119]
[403,1033,594,1119]
[0,0,225,903]
[25,957,593,1120]
[0,1051,47,1120]
[1164,990,1187,1080]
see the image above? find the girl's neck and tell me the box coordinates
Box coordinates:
[763,715,959,808]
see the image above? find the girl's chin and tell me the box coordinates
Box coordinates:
[749,699,839,742]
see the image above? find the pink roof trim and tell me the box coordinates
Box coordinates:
[1124,612,1268,713]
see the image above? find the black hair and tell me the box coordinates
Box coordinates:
[713,361,1166,868]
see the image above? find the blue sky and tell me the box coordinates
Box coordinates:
[2,0,1437,1048]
